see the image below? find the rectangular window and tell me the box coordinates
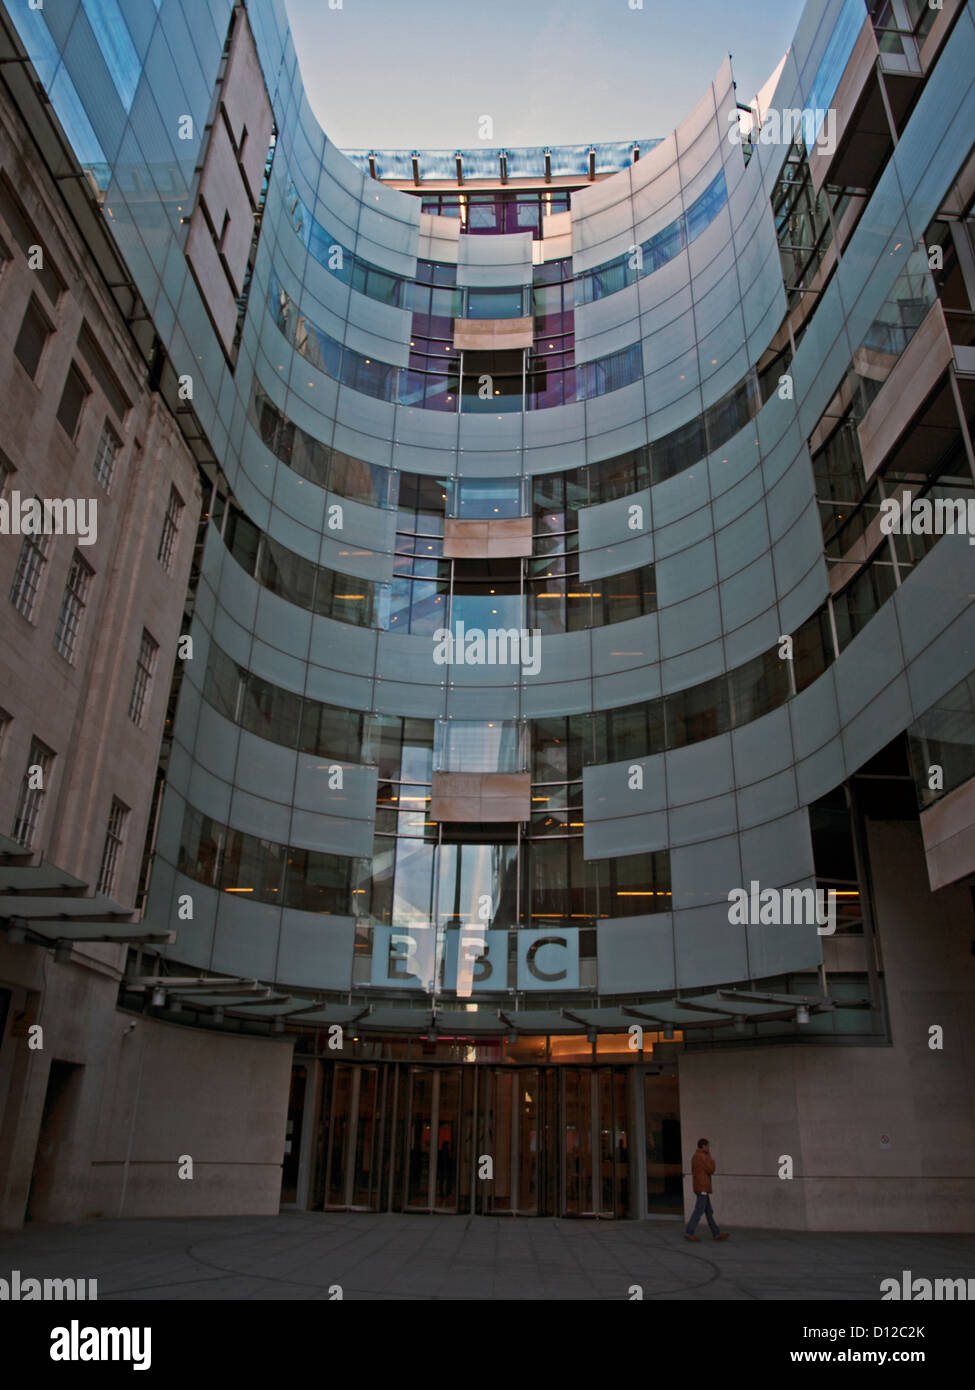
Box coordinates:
[56,362,90,440]
[14,296,52,380]
[452,475,524,520]
[465,287,525,320]
[9,516,50,620]
[96,796,129,896]
[12,737,54,848]
[53,550,94,662]
[128,629,158,726]
[79,324,130,419]
[0,175,64,302]
[158,485,184,574]
[93,419,120,491]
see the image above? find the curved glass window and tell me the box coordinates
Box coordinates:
[198,583,838,782]
[270,271,642,411]
[574,170,727,306]
[219,499,656,635]
[284,171,726,315]
[224,502,378,627]
[248,352,762,514]
[176,796,668,930]
[177,804,357,913]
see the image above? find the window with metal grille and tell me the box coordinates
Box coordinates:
[93,419,120,491]
[53,550,94,662]
[158,485,184,573]
[97,796,128,897]
[14,296,52,379]
[12,737,54,848]
[128,629,158,726]
[56,362,90,440]
[9,516,50,620]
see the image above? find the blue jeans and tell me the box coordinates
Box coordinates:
[686,1192,720,1236]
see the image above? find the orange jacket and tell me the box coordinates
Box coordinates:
[691,1148,715,1193]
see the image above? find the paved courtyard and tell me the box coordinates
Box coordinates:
[2,1214,974,1300]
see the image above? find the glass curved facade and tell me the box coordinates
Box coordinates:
[10,0,974,1053]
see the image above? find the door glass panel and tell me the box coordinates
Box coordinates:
[352,1066,381,1209]
[613,1071,629,1218]
[406,1068,434,1209]
[458,1069,475,1209]
[435,1070,460,1210]
[598,1069,615,1215]
[538,1068,558,1216]
[517,1069,539,1214]
[563,1068,592,1215]
[326,1065,353,1207]
[488,1070,513,1212]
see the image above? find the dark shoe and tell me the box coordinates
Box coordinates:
[683,1233,700,1242]
[713,1233,730,1241]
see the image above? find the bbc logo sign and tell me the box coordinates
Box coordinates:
[370,927,580,992]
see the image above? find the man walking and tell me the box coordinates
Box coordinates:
[684,1138,730,1242]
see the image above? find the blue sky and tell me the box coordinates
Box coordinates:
[283,0,807,152]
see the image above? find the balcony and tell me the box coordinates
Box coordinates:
[856,299,955,481]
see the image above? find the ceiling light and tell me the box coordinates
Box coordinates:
[796,1004,810,1025]
[151,987,166,1008]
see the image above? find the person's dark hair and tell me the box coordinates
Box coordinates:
[697,1138,709,1148]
